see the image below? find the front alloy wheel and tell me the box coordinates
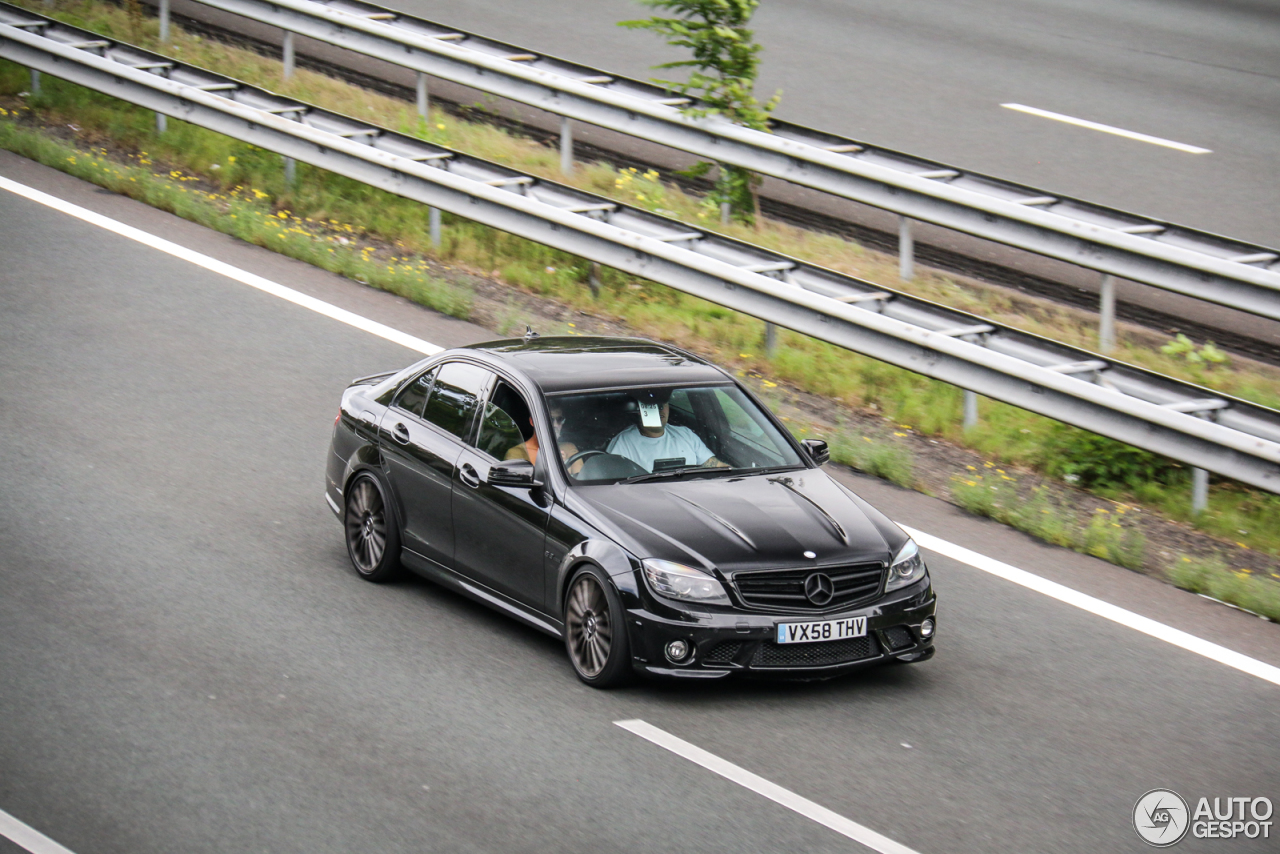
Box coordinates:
[344,473,402,582]
[565,568,630,687]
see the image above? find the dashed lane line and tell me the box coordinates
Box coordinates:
[1001,103,1212,153]
[0,809,77,854]
[615,719,921,854]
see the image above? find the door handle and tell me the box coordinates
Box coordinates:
[459,463,482,488]
[392,422,411,444]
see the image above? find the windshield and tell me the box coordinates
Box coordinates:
[546,384,805,484]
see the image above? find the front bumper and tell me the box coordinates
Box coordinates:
[626,582,937,679]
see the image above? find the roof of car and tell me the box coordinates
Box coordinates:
[463,336,729,393]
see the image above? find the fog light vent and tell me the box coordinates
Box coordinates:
[883,626,914,651]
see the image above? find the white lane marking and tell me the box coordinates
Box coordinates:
[1001,103,1212,154]
[7,173,1278,688]
[615,719,921,854]
[903,526,1280,687]
[0,808,79,854]
[0,175,441,356]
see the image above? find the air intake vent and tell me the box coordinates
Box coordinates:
[751,635,880,667]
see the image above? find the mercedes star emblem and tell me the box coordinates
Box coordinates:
[804,572,835,606]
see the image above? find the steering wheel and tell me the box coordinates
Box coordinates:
[564,449,610,468]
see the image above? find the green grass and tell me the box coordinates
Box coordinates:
[828,432,917,490]
[2,2,1279,563]
[1168,554,1280,622]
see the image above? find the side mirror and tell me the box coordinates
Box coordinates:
[801,438,830,466]
[487,459,543,488]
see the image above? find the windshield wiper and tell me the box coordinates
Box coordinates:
[623,462,804,484]
[623,465,721,484]
[734,464,805,477]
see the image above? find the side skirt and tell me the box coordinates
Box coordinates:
[401,549,564,640]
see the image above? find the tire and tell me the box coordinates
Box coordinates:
[343,471,403,583]
[564,566,631,688]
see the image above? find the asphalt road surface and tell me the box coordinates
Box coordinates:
[383,0,1280,247]
[2,150,1279,854]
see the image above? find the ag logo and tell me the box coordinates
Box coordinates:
[1134,789,1190,847]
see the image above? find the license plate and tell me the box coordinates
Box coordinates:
[776,616,866,644]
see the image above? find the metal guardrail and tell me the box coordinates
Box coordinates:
[2,3,1279,495]
[180,0,1280,322]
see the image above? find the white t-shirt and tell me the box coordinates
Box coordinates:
[606,424,715,472]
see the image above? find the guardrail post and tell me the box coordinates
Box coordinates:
[429,206,441,248]
[1099,274,1116,353]
[416,72,428,119]
[155,112,166,134]
[898,216,914,281]
[720,201,731,226]
[1191,467,1209,514]
[29,68,40,95]
[559,116,573,176]
[588,261,601,299]
[283,155,296,186]
[963,389,979,429]
[159,0,171,42]
[764,322,778,358]
[282,31,295,80]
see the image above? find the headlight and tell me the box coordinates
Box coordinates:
[886,539,928,592]
[642,559,731,606]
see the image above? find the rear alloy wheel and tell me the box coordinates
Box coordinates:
[344,472,403,582]
[564,567,631,687]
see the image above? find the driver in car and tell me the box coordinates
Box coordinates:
[606,389,726,472]
[507,405,584,475]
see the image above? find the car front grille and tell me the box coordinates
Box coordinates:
[882,625,915,651]
[751,635,880,668]
[733,563,884,611]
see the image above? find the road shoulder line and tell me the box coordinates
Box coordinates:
[904,525,1280,687]
[0,175,441,357]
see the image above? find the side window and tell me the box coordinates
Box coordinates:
[422,362,492,441]
[475,381,531,460]
[711,387,784,466]
[668,388,695,426]
[714,389,767,440]
[393,367,437,418]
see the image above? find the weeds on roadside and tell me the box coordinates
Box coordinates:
[1168,554,1280,622]
[829,433,916,489]
[951,471,1146,570]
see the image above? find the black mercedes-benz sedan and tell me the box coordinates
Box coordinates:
[325,336,936,686]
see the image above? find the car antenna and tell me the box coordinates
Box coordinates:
[523,325,540,343]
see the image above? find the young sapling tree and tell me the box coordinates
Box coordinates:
[620,0,780,226]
